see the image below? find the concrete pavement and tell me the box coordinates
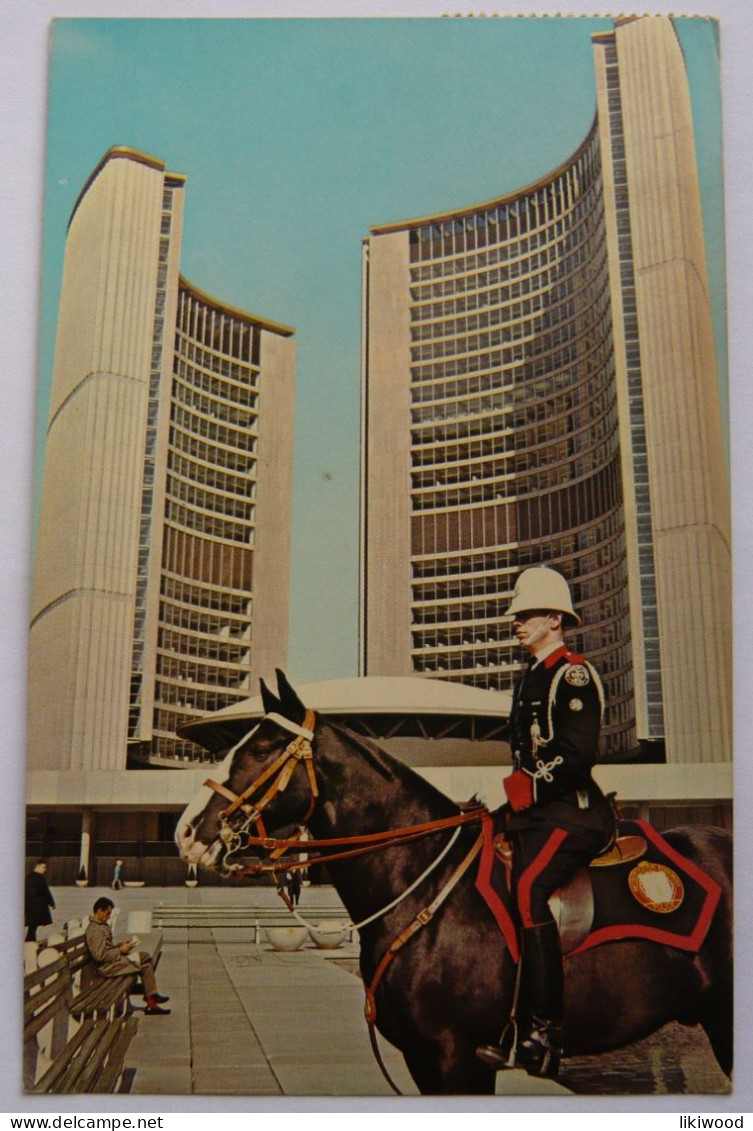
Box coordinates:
[39,883,729,1098]
[43,883,417,1096]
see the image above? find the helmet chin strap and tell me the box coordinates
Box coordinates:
[523,613,555,650]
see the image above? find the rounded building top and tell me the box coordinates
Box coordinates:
[178,675,512,753]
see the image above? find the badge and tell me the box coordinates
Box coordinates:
[565,665,590,687]
[628,860,684,913]
[569,698,583,712]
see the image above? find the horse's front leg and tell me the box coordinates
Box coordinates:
[402,1038,497,1095]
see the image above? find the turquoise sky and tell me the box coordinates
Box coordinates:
[37,16,726,684]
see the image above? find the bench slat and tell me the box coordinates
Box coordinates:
[31,1020,97,1093]
[70,974,135,1020]
[24,982,73,1041]
[56,1021,110,1094]
[91,1016,139,1094]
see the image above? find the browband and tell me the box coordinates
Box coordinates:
[265,712,315,741]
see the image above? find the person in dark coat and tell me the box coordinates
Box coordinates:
[477,567,615,1079]
[85,896,170,1015]
[286,868,302,907]
[25,860,55,942]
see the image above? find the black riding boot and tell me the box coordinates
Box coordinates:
[515,922,564,1076]
[477,921,564,1077]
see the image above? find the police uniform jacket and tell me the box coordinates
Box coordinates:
[503,643,613,839]
[85,919,139,978]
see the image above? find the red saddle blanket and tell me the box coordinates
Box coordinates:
[475,816,722,963]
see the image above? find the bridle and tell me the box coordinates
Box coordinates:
[204,709,318,870]
[202,708,485,875]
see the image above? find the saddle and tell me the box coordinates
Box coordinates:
[475,817,722,961]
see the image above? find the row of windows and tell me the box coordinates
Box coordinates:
[410,358,615,454]
[158,630,250,665]
[165,499,254,544]
[408,214,605,304]
[177,291,259,364]
[407,139,600,261]
[149,734,223,765]
[172,378,258,427]
[409,225,606,321]
[407,233,606,315]
[161,528,253,592]
[167,474,254,521]
[168,451,254,498]
[171,404,257,450]
[410,256,606,326]
[169,426,256,475]
[409,260,611,352]
[409,182,603,266]
[410,442,616,511]
[408,175,603,285]
[409,282,609,353]
[411,357,613,443]
[409,303,611,381]
[156,658,250,691]
[159,598,250,638]
[174,341,259,390]
[161,575,251,614]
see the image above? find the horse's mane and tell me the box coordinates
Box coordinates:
[327,721,401,781]
[325,720,462,814]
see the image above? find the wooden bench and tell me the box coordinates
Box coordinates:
[23,928,160,1093]
[31,1015,139,1094]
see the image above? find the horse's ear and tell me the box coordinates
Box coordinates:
[275,669,307,724]
[260,677,281,716]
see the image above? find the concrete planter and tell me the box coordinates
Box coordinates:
[264,926,308,952]
[308,923,349,949]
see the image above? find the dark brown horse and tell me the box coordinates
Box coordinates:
[176,671,732,1095]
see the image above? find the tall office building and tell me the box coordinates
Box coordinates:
[361,16,730,764]
[28,147,296,771]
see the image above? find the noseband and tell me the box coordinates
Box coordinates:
[204,709,318,868]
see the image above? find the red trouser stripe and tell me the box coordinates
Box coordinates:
[517,827,569,927]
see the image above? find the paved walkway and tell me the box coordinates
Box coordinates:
[45,884,418,1096]
[42,884,728,1099]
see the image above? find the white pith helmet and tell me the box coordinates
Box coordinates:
[506,566,582,626]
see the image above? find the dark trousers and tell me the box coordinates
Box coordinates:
[512,824,606,928]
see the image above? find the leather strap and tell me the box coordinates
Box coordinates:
[364,830,485,1025]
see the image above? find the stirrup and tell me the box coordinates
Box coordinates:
[476,1019,518,1071]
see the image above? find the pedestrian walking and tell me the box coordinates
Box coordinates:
[24,860,55,942]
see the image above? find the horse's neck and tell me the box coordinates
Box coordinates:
[307,724,459,924]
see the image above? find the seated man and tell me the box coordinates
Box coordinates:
[85,896,170,1015]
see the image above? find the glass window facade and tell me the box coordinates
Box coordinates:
[132,284,266,764]
[365,125,636,755]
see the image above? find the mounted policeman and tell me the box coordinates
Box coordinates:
[477,566,615,1079]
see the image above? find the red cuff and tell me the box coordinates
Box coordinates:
[504,770,534,812]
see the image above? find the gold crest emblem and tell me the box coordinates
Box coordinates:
[565,665,590,687]
[628,860,684,914]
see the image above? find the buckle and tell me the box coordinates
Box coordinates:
[417,907,433,925]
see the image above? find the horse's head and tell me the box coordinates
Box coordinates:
[175,670,317,873]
